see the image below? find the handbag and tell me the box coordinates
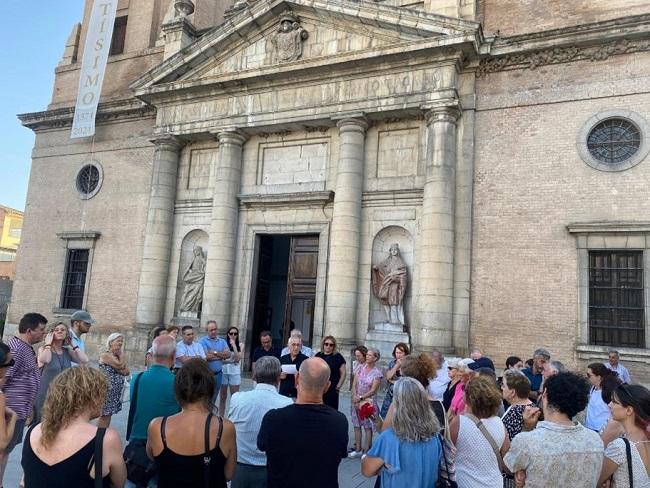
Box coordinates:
[123,373,157,486]
[464,413,507,474]
[623,437,634,488]
[436,433,458,488]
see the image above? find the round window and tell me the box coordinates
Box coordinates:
[75,163,103,199]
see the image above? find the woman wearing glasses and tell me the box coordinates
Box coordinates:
[0,343,16,449]
[219,327,243,417]
[599,384,650,488]
[315,336,347,410]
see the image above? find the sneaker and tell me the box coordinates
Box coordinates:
[348,450,363,459]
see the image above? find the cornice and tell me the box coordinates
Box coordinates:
[238,190,334,209]
[567,221,650,234]
[18,99,156,132]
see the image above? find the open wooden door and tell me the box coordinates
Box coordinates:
[282,235,319,347]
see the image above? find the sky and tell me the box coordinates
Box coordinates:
[0,1,85,211]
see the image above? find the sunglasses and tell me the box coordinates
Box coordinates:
[228,332,238,336]
[324,342,334,347]
[0,359,15,368]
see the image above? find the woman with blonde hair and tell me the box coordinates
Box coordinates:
[98,333,130,428]
[316,336,347,410]
[350,347,383,458]
[21,366,126,487]
[35,322,89,422]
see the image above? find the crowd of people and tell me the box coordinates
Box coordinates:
[0,310,648,488]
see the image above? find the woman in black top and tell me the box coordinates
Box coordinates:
[147,359,236,488]
[442,358,462,411]
[22,366,126,488]
[315,336,347,409]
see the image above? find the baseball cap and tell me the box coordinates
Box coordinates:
[70,310,96,325]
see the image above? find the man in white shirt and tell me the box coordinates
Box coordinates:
[69,310,95,366]
[603,350,631,384]
[174,325,206,369]
[229,356,292,488]
[428,349,450,400]
[280,330,313,357]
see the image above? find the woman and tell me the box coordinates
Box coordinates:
[443,358,461,411]
[145,326,169,367]
[498,356,524,409]
[450,376,510,488]
[598,384,650,488]
[500,370,532,488]
[350,347,383,458]
[21,366,126,487]
[147,358,236,487]
[315,336,347,410]
[98,333,130,428]
[0,343,17,449]
[449,358,475,419]
[167,325,180,340]
[362,377,442,488]
[35,322,89,421]
[219,327,243,417]
[586,362,618,432]
[380,343,409,418]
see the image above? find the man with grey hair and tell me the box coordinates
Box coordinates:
[228,356,292,488]
[543,360,567,380]
[522,348,551,401]
[280,329,314,357]
[258,358,348,488]
[604,350,631,384]
[124,334,180,488]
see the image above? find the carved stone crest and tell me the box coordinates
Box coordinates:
[270,11,308,63]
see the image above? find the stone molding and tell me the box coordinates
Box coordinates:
[576,344,650,363]
[150,134,185,152]
[335,116,369,134]
[57,231,101,241]
[423,104,461,125]
[567,221,650,235]
[215,130,249,146]
[238,190,334,208]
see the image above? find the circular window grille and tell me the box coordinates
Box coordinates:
[586,118,641,165]
[75,164,102,199]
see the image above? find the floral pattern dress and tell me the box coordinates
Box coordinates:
[99,362,125,416]
[351,365,383,429]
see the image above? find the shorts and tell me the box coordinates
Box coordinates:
[222,372,241,386]
[6,419,26,453]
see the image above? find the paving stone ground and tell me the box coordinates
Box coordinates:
[6,373,378,488]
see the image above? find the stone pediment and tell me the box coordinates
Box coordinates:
[132,0,479,91]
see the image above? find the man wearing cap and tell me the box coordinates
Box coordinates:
[70,310,95,365]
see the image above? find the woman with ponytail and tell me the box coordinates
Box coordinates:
[585,362,619,432]
[598,384,650,487]
[218,327,243,417]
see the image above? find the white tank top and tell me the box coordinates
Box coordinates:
[455,415,506,488]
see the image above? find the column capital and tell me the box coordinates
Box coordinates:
[149,134,185,152]
[422,103,461,126]
[334,115,369,133]
[214,129,248,146]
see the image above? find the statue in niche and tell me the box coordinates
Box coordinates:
[372,243,408,327]
[179,246,206,313]
[270,11,308,63]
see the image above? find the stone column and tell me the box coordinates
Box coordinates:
[136,135,184,326]
[202,130,247,331]
[416,105,460,351]
[325,117,368,348]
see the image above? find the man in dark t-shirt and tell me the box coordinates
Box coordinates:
[258,358,349,488]
[252,330,281,376]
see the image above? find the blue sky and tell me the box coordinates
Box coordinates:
[0,1,85,211]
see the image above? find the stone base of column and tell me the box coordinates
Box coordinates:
[365,327,410,364]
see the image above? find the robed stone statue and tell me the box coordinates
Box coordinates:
[179,246,206,313]
[372,244,408,326]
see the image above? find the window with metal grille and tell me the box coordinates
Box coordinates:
[76,165,100,196]
[587,118,641,165]
[589,251,644,348]
[110,16,127,55]
[61,249,89,310]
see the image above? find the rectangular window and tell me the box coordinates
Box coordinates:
[61,249,90,310]
[109,16,128,56]
[0,251,15,262]
[589,251,645,347]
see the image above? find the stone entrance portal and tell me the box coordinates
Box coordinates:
[250,234,319,357]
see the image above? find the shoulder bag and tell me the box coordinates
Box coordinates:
[203,413,224,488]
[93,427,106,488]
[436,432,458,488]
[622,437,634,488]
[464,413,507,473]
[123,373,157,486]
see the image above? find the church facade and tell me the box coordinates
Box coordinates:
[9,0,650,377]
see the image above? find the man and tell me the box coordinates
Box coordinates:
[258,358,348,488]
[604,350,631,384]
[174,325,206,369]
[427,349,450,400]
[229,356,292,488]
[542,360,567,380]
[470,348,496,370]
[504,372,603,488]
[252,331,281,375]
[70,309,95,365]
[280,330,313,357]
[199,321,232,394]
[125,335,180,488]
[522,348,550,401]
[279,336,309,398]
[0,313,47,485]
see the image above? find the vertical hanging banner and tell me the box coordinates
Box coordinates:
[71,0,119,139]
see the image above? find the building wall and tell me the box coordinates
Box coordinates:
[0,206,23,280]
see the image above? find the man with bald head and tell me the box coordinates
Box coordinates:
[257,357,349,488]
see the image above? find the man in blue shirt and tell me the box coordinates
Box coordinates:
[522,347,550,401]
[125,334,180,488]
[199,320,232,404]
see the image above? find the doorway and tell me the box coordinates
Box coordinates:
[250,234,319,356]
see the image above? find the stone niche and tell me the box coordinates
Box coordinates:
[174,229,208,326]
[366,225,413,360]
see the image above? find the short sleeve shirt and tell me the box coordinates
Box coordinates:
[253,346,281,363]
[175,341,206,369]
[604,437,649,488]
[522,367,543,392]
[199,336,229,374]
[5,337,40,420]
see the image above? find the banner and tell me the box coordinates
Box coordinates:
[71,0,119,139]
